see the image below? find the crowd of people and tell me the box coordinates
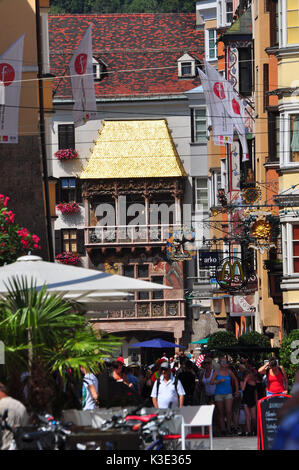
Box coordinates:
[80,350,291,438]
[1,350,298,449]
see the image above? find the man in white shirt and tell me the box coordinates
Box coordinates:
[80,367,99,411]
[151,362,185,409]
[0,382,29,450]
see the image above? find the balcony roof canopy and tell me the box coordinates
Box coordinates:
[80,119,186,179]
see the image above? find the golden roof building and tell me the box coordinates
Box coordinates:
[80,120,186,180]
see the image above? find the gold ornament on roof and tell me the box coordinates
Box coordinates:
[251,220,272,239]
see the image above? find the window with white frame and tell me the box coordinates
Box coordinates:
[209,171,222,207]
[282,223,299,274]
[192,108,207,143]
[218,0,234,27]
[92,57,101,80]
[195,177,209,212]
[293,225,299,273]
[290,114,299,162]
[279,0,299,47]
[206,29,217,61]
[226,0,234,24]
[178,54,196,78]
[220,159,228,192]
[280,111,299,166]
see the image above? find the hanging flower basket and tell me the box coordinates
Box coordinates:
[54,148,78,161]
[56,252,81,265]
[56,201,80,215]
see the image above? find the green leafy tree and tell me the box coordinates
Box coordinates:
[0,277,123,384]
[0,195,41,266]
[279,329,299,387]
[207,330,238,351]
[238,331,271,348]
[49,0,195,13]
[127,0,159,12]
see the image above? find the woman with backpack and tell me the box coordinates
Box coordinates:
[258,358,288,397]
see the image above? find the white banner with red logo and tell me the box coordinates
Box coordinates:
[198,67,233,146]
[69,24,97,127]
[203,61,249,161]
[230,294,256,316]
[0,35,24,144]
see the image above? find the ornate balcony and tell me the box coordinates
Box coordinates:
[89,299,185,320]
[85,224,183,246]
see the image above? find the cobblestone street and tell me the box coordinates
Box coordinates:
[213,436,257,450]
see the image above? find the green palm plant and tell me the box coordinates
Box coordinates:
[0,276,123,381]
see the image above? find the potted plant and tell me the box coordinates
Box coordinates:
[54,148,78,161]
[56,202,80,215]
[55,252,81,265]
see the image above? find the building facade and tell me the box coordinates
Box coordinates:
[49,13,208,359]
[276,0,299,330]
[0,0,52,261]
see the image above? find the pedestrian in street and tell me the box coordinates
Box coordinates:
[0,382,29,450]
[80,367,99,411]
[125,366,140,393]
[199,356,216,405]
[211,356,240,436]
[241,369,258,436]
[151,361,185,409]
[258,358,288,396]
[177,360,196,406]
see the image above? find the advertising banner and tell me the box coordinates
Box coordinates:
[69,25,97,127]
[0,35,24,144]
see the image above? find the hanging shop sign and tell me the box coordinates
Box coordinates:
[198,251,220,268]
[215,256,247,292]
[166,228,196,261]
[230,294,256,317]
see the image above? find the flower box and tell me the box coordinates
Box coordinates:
[56,252,81,265]
[54,148,78,161]
[56,202,80,215]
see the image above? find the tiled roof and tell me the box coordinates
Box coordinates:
[80,120,187,179]
[49,14,204,100]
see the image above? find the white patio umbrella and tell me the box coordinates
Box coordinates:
[0,255,171,302]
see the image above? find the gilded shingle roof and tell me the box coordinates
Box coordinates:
[80,120,186,179]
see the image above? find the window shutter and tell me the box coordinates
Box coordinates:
[55,179,61,205]
[77,229,85,255]
[268,112,276,160]
[192,177,195,213]
[190,108,194,143]
[263,64,269,112]
[76,178,82,203]
[54,230,62,256]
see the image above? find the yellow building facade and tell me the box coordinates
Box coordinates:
[276,0,299,329]
[0,0,52,260]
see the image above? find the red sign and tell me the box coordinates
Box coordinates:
[74,54,88,75]
[232,98,240,115]
[213,82,225,100]
[0,63,15,86]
